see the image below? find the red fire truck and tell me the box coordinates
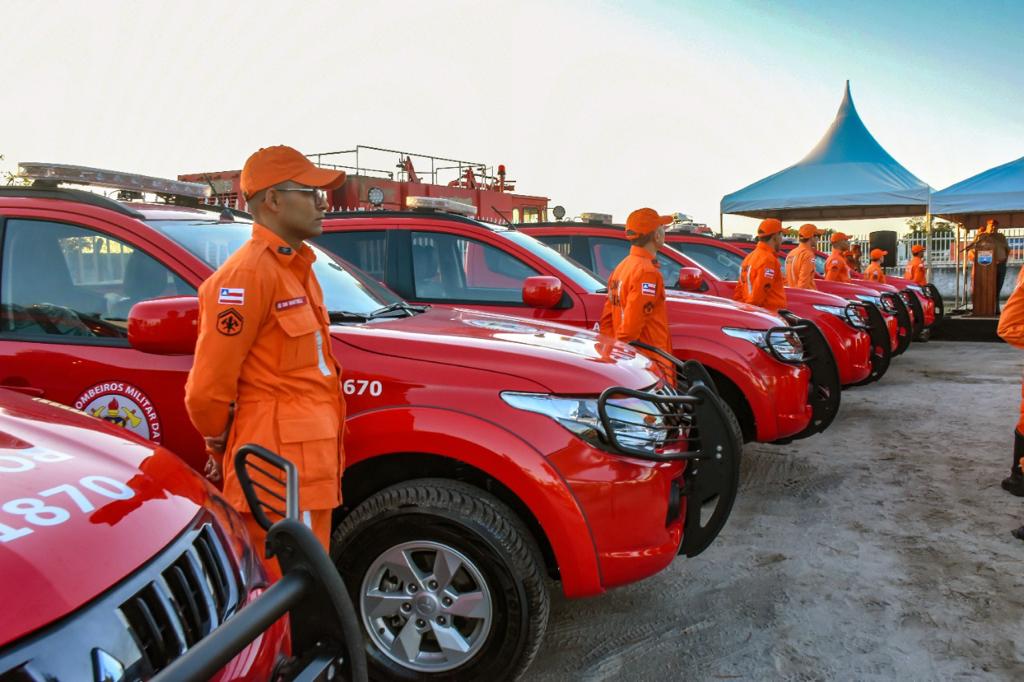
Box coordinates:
[180,144,551,225]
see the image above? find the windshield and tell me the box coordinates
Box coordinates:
[147,220,401,315]
[668,242,743,281]
[499,231,606,292]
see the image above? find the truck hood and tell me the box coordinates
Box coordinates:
[664,291,787,329]
[783,288,855,307]
[0,392,213,646]
[333,307,660,394]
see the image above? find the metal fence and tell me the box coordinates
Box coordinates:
[848,228,1024,268]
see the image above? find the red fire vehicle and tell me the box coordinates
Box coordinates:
[517,222,886,387]
[179,145,551,225]
[0,164,740,680]
[666,232,913,357]
[316,198,842,445]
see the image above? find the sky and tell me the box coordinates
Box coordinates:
[2,0,1022,235]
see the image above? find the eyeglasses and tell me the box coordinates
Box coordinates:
[273,186,327,204]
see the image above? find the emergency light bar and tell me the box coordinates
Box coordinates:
[18,162,211,199]
[580,212,613,224]
[406,196,476,215]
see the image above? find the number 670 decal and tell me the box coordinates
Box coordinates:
[343,379,383,397]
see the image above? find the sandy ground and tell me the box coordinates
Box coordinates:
[527,341,1024,681]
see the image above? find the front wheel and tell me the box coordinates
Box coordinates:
[331,479,550,681]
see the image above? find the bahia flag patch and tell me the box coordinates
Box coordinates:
[642,282,657,296]
[218,287,245,305]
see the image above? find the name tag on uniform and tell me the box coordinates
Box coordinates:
[275,296,308,311]
[642,282,657,296]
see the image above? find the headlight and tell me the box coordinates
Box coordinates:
[813,304,869,329]
[500,392,668,454]
[722,327,804,363]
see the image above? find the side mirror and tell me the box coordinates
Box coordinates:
[522,276,564,308]
[677,267,704,292]
[128,296,199,355]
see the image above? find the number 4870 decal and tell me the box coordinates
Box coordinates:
[343,379,383,397]
[0,476,134,543]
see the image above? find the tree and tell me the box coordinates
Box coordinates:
[0,154,30,186]
[904,216,955,238]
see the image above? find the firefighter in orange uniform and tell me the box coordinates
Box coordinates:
[825,232,853,282]
[734,218,787,311]
[845,243,863,273]
[904,244,928,285]
[786,223,822,290]
[864,248,887,283]
[997,270,1024,503]
[185,145,347,561]
[600,208,675,378]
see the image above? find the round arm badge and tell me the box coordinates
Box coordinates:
[74,382,163,442]
[217,308,244,336]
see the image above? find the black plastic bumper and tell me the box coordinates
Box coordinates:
[773,313,841,444]
[926,283,944,323]
[882,292,912,356]
[849,302,891,386]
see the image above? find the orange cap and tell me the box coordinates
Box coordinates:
[798,223,823,239]
[911,244,925,254]
[869,248,888,260]
[240,145,347,199]
[625,208,673,236]
[830,232,850,245]
[757,218,783,237]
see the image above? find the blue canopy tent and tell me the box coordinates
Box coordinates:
[721,81,931,223]
[931,155,1024,309]
[932,155,1024,230]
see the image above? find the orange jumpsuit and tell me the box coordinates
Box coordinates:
[864,262,886,283]
[904,255,927,285]
[785,243,818,290]
[825,248,852,283]
[185,223,344,553]
[734,241,787,311]
[997,269,1024,440]
[600,245,674,377]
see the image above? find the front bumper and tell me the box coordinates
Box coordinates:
[773,314,841,443]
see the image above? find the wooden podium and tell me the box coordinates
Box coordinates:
[972,232,998,316]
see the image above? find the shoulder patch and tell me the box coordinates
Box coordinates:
[218,287,245,305]
[216,308,244,336]
[642,281,658,297]
[764,268,776,279]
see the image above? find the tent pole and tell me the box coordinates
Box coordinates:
[954,223,960,309]
[719,212,723,237]
[924,210,933,282]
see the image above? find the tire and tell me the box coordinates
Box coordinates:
[331,479,550,681]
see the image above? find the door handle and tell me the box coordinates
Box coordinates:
[0,384,45,397]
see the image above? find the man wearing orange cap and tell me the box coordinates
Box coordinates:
[786,223,822,290]
[185,145,347,562]
[734,218,787,311]
[600,208,674,378]
[864,248,888,283]
[904,244,928,286]
[825,233,853,283]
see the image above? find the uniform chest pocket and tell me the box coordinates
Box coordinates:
[275,306,322,373]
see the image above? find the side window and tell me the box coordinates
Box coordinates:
[674,243,742,281]
[313,231,387,281]
[589,238,630,279]
[534,235,573,259]
[656,253,683,289]
[411,231,538,303]
[1,219,194,339]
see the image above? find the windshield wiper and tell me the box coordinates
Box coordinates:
[369,301,429,318]
[328,310,372,323]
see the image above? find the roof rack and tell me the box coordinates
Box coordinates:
[0,186,144,218]
[323,208,500,230]
[515,221,622,230]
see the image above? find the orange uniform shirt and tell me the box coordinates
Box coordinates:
[998,269,1024,439]
[864,262,886,283]
[599,246,674,375]
[904,255,927,285]
[785,243,818,290]
[735,241,787,311]
[825,248,852,283]
[185,223,345,514]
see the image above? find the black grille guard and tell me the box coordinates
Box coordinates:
[925,283,944,323]
[901,289,925,339]
[618,342,741,557]
[772,312,841,444]
[848,301,891,386]
[882,292,912,356]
